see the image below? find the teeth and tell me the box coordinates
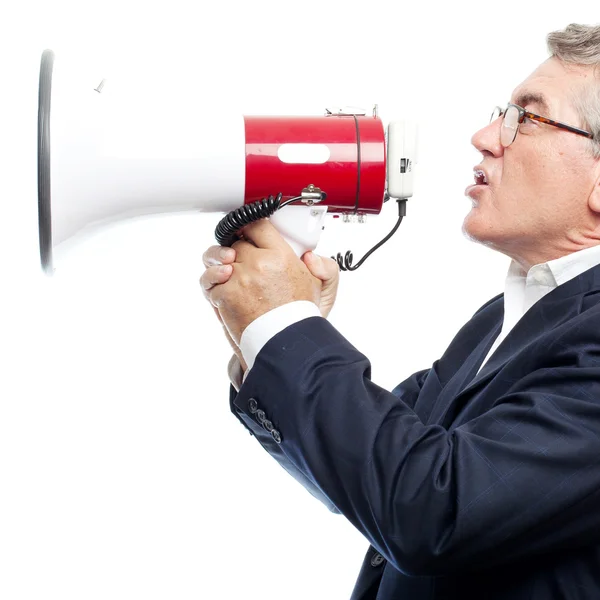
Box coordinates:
[474,169,487,184]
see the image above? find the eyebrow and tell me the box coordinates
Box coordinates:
[513,92,551,115]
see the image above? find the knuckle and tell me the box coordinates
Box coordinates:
[237,271,252,288]
[254,258,269,274]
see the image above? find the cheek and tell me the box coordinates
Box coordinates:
[499,141,592,229]
[502,153,540,192]
[500,142,560,210]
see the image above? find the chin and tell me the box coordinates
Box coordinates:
[462,210,501,247]
[462,208,482,240]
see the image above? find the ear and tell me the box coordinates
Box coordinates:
[589,159,600,214]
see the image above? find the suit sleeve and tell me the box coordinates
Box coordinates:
[228,327,430,514]
[231,316,600,577]
[229,381,342,513]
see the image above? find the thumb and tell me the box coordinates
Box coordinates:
[303,251,339,319]
[302,252,338,282]
[239,219,289,251]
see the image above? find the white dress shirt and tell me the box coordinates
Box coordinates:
[478,244,600,372]
[228,245,600,388]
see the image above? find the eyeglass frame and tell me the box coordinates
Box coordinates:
[490,103,594,147]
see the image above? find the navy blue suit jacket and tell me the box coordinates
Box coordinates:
[229,263,600,599]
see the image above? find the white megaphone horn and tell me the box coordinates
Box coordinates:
[37,49,418,275]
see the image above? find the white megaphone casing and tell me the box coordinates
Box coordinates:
[38,49,417,274]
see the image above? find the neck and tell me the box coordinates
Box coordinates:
[501,236,600,272]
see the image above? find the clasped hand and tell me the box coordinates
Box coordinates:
[200,219,340,367]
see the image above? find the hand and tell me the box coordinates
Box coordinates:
[201,240,339,324]
[200,245,248,371]
[301,252,339,319]
[205,219,322,345]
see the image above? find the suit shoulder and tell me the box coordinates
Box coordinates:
[472,292,503,317]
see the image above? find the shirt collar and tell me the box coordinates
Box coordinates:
[546,243,600,286]
[504,244,600,321]
[508,244,600,286]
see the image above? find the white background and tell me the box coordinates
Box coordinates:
[0,2,598,599]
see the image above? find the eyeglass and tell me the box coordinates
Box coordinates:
[490,103,594,147]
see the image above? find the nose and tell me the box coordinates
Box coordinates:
[471,115,504,158]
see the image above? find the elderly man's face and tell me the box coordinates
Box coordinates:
[463,57,599,266]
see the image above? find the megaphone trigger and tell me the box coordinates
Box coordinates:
[214,187,330,257]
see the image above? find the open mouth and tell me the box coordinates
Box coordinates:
[474,169,488,185]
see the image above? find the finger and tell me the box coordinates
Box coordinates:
[202,245,236,268]
[199,264,233,297]
[212,306,224,325]
[239,218,290,251]
[302,252,339,282]
[213,306,237,347]
[231,237,264,262]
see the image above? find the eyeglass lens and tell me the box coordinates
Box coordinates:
[501,105,520,147]
[489,105,521,147]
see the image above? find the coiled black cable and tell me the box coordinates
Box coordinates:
[215,193,407,272]
[333,199,407,271]
[215,193,303,247]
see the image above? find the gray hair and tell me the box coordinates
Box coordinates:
[547,23,600,158]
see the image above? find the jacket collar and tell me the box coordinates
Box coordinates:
[458,261,600,401]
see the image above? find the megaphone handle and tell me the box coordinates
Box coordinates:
[268,206,328,258]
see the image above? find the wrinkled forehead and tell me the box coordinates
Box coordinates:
[510,57,592,119]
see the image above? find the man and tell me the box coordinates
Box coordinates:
[201,23,600,599]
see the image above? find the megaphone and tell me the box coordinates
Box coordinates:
[37,49,418,275]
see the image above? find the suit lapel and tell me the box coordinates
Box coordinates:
[428,320,501,426]
[456,264,600,402]
[432,263,600,428]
